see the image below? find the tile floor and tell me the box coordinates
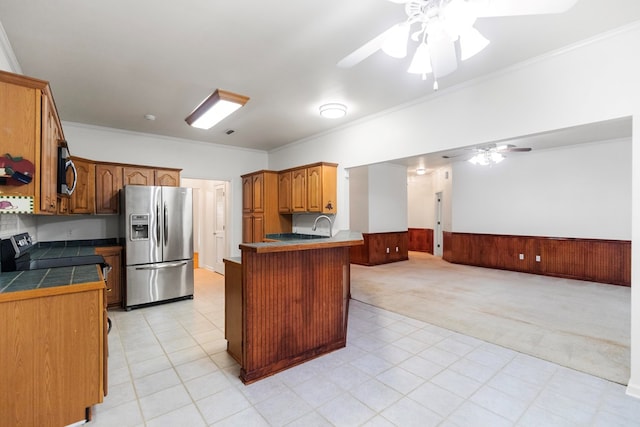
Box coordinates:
[92,270,640,426]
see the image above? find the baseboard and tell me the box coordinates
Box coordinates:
[627,380,640,400]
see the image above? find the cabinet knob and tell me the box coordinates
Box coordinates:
[106,288,112,292]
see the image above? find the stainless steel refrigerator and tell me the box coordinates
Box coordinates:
[122,185,194,309]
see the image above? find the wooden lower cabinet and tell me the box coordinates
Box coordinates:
[408,228,434,253]
[96,246,123,308]
[0,283,107,426]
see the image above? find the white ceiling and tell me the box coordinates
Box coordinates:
[0,0,638,154]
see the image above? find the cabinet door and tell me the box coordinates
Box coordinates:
[69,158,95,214]
[307,165,322,212]
[95,164,122,214]
[278,171,292,213]
[252,214,264,242]
[155,169,180,186]
[291,168,307,212]
[242,213,253,243]
[252,173,264,213]
[57,195,69,215]
[40,94,60,214]
[96,246,122,308]
[123,167,154,186]
[0,81,38,200]
[242,176,253,212]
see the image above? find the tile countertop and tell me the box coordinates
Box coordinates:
[239,230,364,254]
[0,239,117,294]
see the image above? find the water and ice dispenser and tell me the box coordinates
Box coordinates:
[130,214,149,240]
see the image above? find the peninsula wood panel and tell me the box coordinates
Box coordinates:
[442,232,630,286]
[241,247,350,383]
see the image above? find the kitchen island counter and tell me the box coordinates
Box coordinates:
[228,230,363,383]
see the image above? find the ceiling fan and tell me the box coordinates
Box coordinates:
[337,0,579,89]
[443,143,532,165]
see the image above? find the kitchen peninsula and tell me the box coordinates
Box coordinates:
[224,230,363,383]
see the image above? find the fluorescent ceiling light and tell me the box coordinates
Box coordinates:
[185,89,249,130]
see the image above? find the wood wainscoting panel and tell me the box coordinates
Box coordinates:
[350,231,409,266]
[408,228,434,253]
[442,232,630,286]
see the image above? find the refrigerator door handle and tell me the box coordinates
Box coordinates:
[135,261,189,270]
[156,203,161,244]
[164,202,168,246]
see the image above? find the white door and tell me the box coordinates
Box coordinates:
[202,187,216,270]
[434,191,443,256]
[213,183,226,274]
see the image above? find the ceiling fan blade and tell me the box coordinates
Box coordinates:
[474,0,579,17]
[337,25,397,68]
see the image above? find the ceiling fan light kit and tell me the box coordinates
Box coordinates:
[338,0,579,90]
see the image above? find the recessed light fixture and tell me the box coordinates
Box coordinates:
[185,89,249,130]
[319,103,347,119]
[144,114,156,121]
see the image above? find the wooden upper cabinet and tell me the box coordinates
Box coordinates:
[307,163,337,214]
[40,92,61,213]
[155,169,180,186]
[123,167,154,186]
[69,157,95,214]
[95,164,122,214]
[0,71,61,214]
[291,168,307,212]
[278,171,292,213]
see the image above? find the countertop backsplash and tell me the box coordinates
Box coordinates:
[0,214,36,240]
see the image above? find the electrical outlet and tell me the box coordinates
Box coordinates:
[386,247,390,254]
[536,255,541,262]
[519,254,524,260]
[395,246,399,252]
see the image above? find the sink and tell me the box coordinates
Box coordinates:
[265,233,329,241]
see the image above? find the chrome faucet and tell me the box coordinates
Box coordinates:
[312,215,333,237]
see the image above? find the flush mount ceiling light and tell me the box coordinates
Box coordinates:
[416,167,427,175]
[185,89,249,130]
[319,103,347,119]
[338,0,578,90]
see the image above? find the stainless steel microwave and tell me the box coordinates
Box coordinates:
[57,143,77,195]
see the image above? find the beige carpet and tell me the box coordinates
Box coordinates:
[350,252,631,385]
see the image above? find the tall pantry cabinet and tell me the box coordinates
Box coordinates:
[241,171,291,243]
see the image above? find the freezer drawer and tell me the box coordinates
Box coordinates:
[125,259,194,308]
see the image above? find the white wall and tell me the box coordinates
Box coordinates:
[268,25,640,394]
[451,138,631,239]
[349,163,408,233]
[408,173,434,229]
[369,163,408,232]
